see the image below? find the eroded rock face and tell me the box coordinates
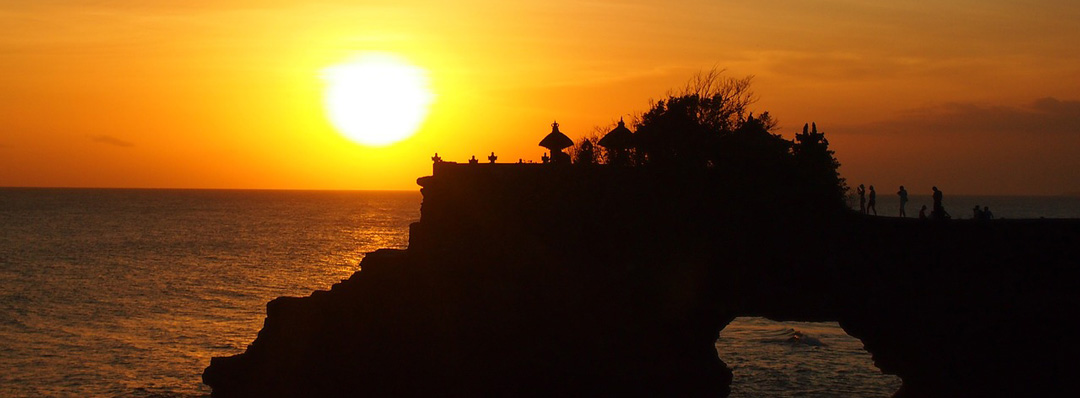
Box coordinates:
[834,219,1080,398]
[205,164,1080,397]
[204,166,742,397]
[203,249,735,397]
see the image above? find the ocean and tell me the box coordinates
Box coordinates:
[1,188,1077,397]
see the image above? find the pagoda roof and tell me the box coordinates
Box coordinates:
[598,118,634,149]
[539,121,573,150]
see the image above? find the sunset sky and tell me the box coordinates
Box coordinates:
[3,0,1079,194]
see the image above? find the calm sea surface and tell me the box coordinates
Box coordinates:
[1,188,1077,397]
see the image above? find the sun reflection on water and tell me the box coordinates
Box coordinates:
[0,189,420,396]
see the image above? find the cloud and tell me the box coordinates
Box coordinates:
[838,97,1080,137]
[827,97,1080,195]
[763,52,939,81]
[90,135,134,147]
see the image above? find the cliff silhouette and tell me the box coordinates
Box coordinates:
[204,161,1080,397]
[204,72,1080,396]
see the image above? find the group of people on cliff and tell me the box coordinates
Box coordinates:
[856,184,981,221]
[972,205,994,220]
[856,184,878,215]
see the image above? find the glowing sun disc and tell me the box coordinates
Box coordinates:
[322,53,434,147]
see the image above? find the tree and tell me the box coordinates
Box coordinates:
[573,138,598,165]
[570,133,603,165]
[792,122,848,206]
[634,94,715,167]
[678,69,758,134]
[713,112,792,174]
[627,69,849,211]
[633,69,780,168]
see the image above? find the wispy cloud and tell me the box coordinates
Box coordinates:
[828,97,1080,195]
[838,98,1080,136]
[90,135,134,147]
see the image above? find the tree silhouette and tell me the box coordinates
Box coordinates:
[634,94,715,167]
[713,112,791,175]
[793,122,848,206]
[573,137,598,165]
[633,69,781,168]
[570,131,604,165]
[623,69,848,212]
[676,69,758,134]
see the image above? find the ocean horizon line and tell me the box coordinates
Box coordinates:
[1,185,1076,197]
[0,186,421,193]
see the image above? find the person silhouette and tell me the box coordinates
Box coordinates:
[867,185,877,215]
[973,205,983,220]
[983,206,993,220]
[857,184,866,214]
[931,186,949,219]
[488,152,498,164]
[897,185,908,217]
[468,155,479,164]
[919,205,928,220]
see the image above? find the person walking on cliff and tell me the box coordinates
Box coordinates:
[857,184,866,214]
[897,185,908,217]
[867,185,877,215]
[931,186,949,220]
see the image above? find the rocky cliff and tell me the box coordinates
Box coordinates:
[204,163,1080,397]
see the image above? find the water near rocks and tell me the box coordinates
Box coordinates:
[2,188,1075,396]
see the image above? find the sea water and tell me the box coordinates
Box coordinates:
[1,188,1077,397]
[0,189,417,397]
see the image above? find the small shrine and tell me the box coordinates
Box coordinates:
[539,121,573,164]
[598,117,634,166]
[577,139,595,165]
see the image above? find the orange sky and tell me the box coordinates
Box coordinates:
[2,0,1079,194]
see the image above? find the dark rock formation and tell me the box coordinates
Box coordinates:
[205,162,1080,397]
[834,219,1080,397]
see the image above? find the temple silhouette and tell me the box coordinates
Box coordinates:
[205,119,1080,397]
[448,118,639,167]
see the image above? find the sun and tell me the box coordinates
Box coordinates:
[322,53,434,147]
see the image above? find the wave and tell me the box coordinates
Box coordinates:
[762,328,828,347]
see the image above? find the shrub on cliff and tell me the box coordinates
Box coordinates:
[792,122,848,209]
[630,69,847,212]
[633,70,761,168]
